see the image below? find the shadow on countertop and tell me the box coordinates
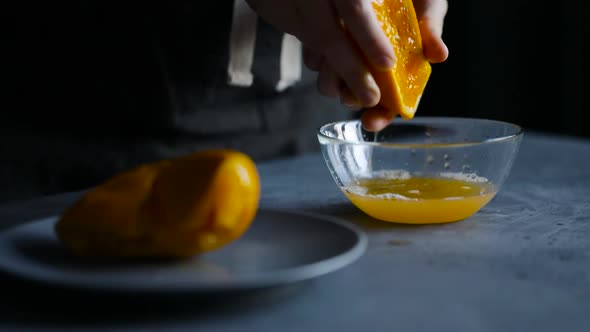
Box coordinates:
[0,272,309,329]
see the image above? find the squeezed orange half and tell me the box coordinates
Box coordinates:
[370,0,432,119]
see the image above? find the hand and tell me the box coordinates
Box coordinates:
[414,0,449,64]
[247,0,398,108]
[247,0,448,130]
[360,0,449,131]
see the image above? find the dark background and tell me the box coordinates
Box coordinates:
[420,0,589,138]
[4,1,589,137]
[1,0,589,203]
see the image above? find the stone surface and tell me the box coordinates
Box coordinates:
[0,132,589,331]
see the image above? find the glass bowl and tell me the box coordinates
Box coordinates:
[317,117,523,224]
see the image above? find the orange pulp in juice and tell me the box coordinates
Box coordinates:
[343,174,496,224]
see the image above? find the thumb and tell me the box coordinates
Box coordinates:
[415,0,449,63]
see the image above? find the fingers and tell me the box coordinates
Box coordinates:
[317,61,341,98]
[361,105,397,131]
[327,50,380,107]
[303,46,322,71]
[414,0,449,63]
[332,0,396,69]
[315,54,362,109]
[339,84,361,109]
[296,0,380,107]
[421,21,448,63]
[414,0,447,37]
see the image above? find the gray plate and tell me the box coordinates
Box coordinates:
[0,209,366,293]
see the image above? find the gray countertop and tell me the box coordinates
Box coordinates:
[0,132,589,331]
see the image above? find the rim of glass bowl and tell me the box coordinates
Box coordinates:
[317,117,524,148]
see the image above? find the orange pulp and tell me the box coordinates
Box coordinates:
[370,0,432,120]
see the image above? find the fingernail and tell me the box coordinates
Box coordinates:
[340,92,361,109]
[342,100,361,110]
[359,74,379,107]
[376,54,396,69]
[375,118,390,131]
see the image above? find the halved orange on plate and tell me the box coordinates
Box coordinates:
[55,149,261,258]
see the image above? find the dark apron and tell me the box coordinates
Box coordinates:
[2,1,347,202]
